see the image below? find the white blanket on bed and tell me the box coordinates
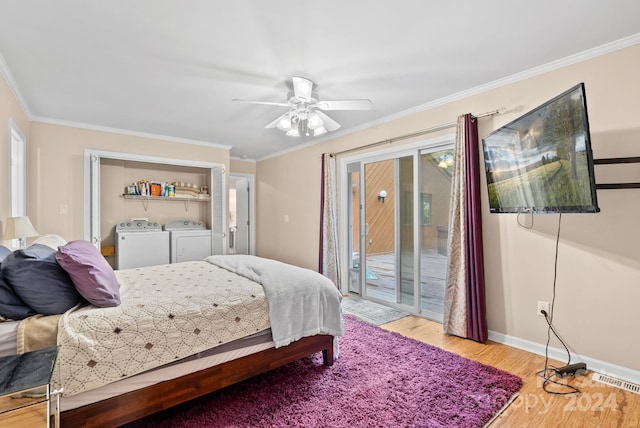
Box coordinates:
[206,255,343,347]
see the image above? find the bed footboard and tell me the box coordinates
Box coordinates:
[60,334,334,428]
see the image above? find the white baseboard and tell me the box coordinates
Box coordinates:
[488,330,640,386]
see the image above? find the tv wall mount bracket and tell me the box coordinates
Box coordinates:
[593,157,640,190]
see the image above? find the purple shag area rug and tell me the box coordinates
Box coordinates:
[125,315,521,428]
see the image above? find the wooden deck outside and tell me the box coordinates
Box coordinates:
[361,249,446,316]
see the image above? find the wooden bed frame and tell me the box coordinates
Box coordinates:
[60,334,334,427]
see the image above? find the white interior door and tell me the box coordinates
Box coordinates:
[234,178,250,255]
[229,174,253,255]
[86,152,101,249]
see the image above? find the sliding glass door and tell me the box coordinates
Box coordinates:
[362,158,398,304]
[344,143,453,321]
[418,149,453,318]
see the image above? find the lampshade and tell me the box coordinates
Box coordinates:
[4,216,39,240]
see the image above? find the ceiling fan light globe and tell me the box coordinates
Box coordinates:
[276,117,291,131]
[285,128,300,137]
[308,113,323,130]
[314,126,328,136]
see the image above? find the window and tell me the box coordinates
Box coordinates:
[9,119,26,247]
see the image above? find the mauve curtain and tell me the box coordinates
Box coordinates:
[319,153,340,287]
[443,114,488,342]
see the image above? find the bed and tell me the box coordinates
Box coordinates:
[0,239,343,427]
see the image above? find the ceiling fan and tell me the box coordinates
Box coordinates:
[233,76,372,137]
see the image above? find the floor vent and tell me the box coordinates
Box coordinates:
[592,373,640,395]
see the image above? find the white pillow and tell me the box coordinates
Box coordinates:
[32,234,68,250]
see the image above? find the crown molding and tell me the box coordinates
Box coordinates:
[31,115,232,151]
[0,51,33,120]
[260,33,640,162]
[379,33,640,123]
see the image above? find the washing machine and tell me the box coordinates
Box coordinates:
[115,221,170,270]
[163,219,212,263]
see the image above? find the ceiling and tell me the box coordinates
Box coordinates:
[1,1,639,160]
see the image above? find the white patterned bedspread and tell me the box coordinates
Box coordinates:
[54,261,270,396]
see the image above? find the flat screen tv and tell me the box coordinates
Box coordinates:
[482,83,600,214]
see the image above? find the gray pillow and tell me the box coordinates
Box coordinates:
[0,246,34,319]
[0,275,36,320]
[0,246,11,263]
[1,244,81,315]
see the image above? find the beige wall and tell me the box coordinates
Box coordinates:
[28,122,229,241]
[230,158,256,175]
[256,44,640,372]
[0,74,30,237]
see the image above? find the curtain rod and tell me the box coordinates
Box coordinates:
[330,109,501,157]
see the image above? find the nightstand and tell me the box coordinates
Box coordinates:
[0,347,60,428]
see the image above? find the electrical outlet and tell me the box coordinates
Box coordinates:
[537,300,550,317]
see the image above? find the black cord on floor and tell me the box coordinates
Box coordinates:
[534,213,581,395]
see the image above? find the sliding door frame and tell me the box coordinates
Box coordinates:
[338,135,454,316]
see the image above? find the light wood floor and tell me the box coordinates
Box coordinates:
[381,315,640,427]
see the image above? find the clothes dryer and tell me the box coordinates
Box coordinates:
[163,220,212,263]
[115,221,170,270]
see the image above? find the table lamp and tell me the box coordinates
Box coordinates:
[4,216,39,249]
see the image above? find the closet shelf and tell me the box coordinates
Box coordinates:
[121,194,210,202]
[121,194,210,212]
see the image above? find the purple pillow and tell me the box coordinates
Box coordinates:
[55,240,120,307]
[1,244,81,315]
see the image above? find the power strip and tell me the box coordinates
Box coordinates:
[555,362,587,378]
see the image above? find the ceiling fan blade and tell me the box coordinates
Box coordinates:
[316,99,372,110]
[265,112,289,128]
[292,76,313,102]
[233,99,289,107]
[316,111,341,131]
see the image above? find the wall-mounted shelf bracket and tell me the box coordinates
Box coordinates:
[121,194,210,212]
[593,157,640,190]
